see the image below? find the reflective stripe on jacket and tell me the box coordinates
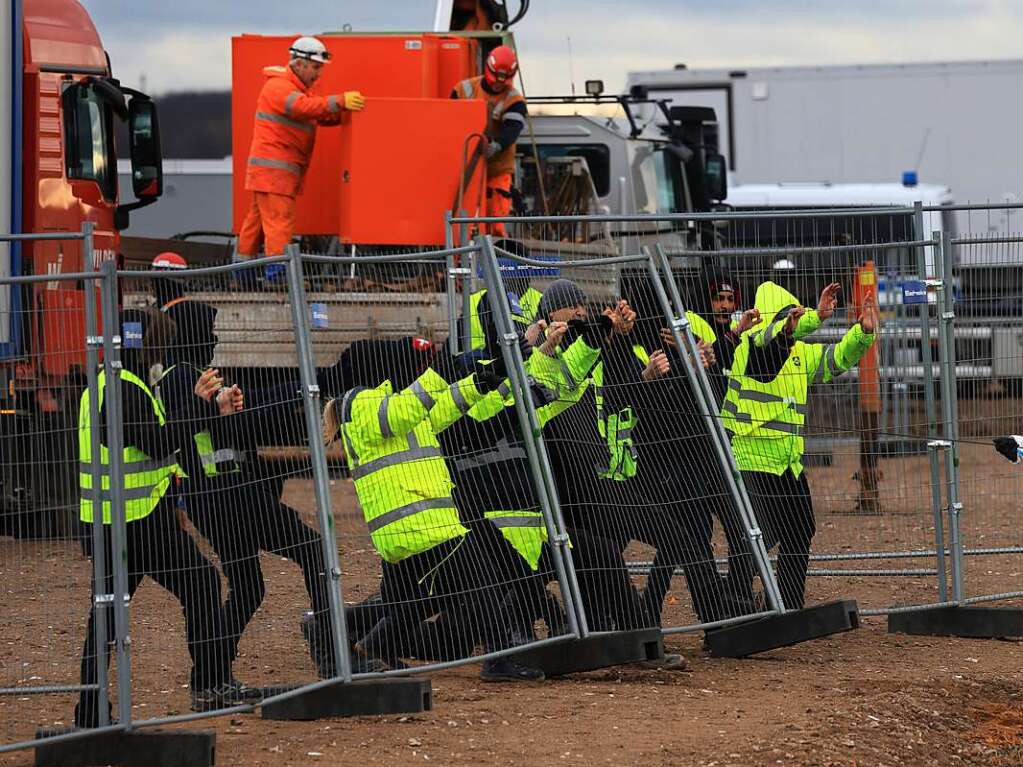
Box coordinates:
[592,344,649,481]
[245,65,343,196]
[159,364,242,478]
[454,76,525,177]
[340,367,484,564]
[484,509,548,570]
[722,281,875,476]
[79,369,180,524]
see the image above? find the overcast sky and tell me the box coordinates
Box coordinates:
[81,1,1023,97]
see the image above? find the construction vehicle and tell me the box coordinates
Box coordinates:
[1,0,164,533]
[511,94,727,252]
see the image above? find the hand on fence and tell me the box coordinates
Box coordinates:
[525,319,547,347]
[817,282,842,320]
[540,321,569,356]
[217,384,243,416]
[641,349,671,381]
[858,291,880,333]
[604,299,636,336]
[697,340,716,369]
[784,306,807,336]
[735,308,761,335]
[658,326,678,350]
[194,368,225,402]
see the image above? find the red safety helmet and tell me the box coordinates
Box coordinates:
[484,45,518,88]
[151,251,187,271]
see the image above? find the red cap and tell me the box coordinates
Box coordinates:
[151,251,187,270]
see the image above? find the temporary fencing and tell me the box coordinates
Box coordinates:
[944,222,1023,609]
[474,237,784,636]
[445,206,991,621]
[0,226,123,750]
[296,242,582,681]
[7,202,1023,755]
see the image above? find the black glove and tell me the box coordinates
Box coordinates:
[993,435,1022,464]
[473,366,503,393]
[569,315,613,348]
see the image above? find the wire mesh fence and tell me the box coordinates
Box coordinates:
[0,229,119,750]
[301,243,581,683]
[476,239,784,637]
[8,204,1023,755]
[449,209,960,619]
[947,230,1023,608]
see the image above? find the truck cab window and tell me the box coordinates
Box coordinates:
[634,147,677,214]
[62,83,117,202]
[518,144,611,193]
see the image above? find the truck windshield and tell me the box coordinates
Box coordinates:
[62,83,118,202]
[633,147,677,214]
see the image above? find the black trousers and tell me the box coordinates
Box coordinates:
[187,485,331,661]
[567,520,653,631]
[728,469,816,610]
[361,534,513,662]
[625,497,723,625]
[468,519,566,635]
[77,500,231,724]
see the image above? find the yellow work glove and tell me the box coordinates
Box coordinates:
[343,91,365,111]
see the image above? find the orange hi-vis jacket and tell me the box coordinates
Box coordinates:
[245,65,344,197]
[455,76,525,178]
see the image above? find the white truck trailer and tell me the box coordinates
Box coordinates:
[625,59,1023,215]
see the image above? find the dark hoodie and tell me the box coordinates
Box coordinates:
[97,308,191,470]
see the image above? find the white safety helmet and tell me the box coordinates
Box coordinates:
[289,36,331,64]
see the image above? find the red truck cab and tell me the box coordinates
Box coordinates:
[2,0,162,530]
[14,0,162,387]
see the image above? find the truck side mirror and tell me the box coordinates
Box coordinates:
[128,97,163,200]
[705,152,727,202]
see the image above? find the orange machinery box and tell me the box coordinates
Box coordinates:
[333,97,487,246]
[232,33,480,236]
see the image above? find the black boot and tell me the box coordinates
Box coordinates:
[300,611,338,679]
[480,657,545,682]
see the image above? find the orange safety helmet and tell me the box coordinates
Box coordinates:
[151,251,187,270]
[484,45,518,88]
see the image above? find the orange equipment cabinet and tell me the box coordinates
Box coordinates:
[232,34,481,238]
[336,97,487,246]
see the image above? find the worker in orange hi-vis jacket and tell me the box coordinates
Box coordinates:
[452,45,527,237]
[237,36,365,266]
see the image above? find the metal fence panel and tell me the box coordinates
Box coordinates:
[475,237,785,637]
[450,210,957,618]
[295,243,580,684]
[0,228,123,752]
[949,230,1023,607]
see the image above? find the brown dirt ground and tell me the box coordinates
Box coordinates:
[3,434,1023,766]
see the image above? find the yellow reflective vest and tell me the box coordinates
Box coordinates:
[468,288,540,352]
[339,367,485,564]
[722,281,876,477]
[79,369,180,524]
[159,364,242,479]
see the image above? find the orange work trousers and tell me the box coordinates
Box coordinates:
[237,191,297,258]
[485,173,513,238]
